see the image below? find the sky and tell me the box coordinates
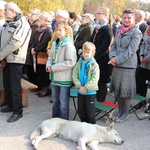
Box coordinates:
[133,0,150,3]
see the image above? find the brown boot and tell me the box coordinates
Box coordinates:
[0,90,6,107]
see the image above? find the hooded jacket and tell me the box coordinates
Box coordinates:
[0,14,31,64]
[46,38,77,82]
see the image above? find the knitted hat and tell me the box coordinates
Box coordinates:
[82,13,94,22]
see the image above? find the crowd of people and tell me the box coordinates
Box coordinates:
[0,1,150,124]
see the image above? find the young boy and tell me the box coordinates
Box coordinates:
[72,42,100,124]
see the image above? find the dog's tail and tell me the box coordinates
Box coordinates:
[30,125,41,140]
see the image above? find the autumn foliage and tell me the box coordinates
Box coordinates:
[3,0,150,16]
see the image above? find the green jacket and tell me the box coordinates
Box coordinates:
[72,58,100,91]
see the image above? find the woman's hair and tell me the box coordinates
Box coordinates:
[98,7,113,26]
[40,12,52,23]
[55,10,69,22]
[55,21,70,36]
[82,42,96,56]
[122,9,134,16]
[69,12,77,21]
[82,13,94,23]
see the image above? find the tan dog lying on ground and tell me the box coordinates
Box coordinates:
[30,118,124,150]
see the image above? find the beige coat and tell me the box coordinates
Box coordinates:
[46,41,77,82]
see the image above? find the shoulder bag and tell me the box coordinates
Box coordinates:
[37,30,48,65]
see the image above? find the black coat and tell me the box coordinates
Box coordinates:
[74,23,92,58]
[139,22,148,35]
[137,22,148,65]
[25,19,40,66]
[31,28,52,87]
[91,24,113,84]
[32,28,52,53]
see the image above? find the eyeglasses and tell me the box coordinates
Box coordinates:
[96,12,104,15]
[82,15,91,21]
[123,9,134,14]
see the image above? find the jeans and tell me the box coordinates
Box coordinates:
[52,85,70,119]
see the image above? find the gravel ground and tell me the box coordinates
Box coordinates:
[0,89,150,150]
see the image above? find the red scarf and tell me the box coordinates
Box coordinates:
[38,24,47,32]
[118,24,135,36]
[146,26,150,36]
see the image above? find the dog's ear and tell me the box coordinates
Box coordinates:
[107,123,114,131]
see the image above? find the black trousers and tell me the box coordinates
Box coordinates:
[96,83,107,102]
[77,93,96,124]
[3,63,23,114]
[138,67,150,97]
[23,64,37,85]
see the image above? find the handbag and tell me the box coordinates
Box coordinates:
[37,52,48,65]
[0,59,7,69]
[36,30,48,65]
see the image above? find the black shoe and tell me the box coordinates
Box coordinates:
[145,110,150,113]
[7,114,23,123]
[1,107,13,113]
[145,106,150,113]
[134,102,144,110]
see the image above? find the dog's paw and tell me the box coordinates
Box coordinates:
[31,137,39,149]
[76,146,80,150]
[31,139,36,145]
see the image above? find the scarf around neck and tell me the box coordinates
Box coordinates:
[38,23,51,32]
[117,24,135,36]
[95,20,108,32]
[79,57,94,86]
[146,26,150,36]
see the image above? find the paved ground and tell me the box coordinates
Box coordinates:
[0,88,150,150]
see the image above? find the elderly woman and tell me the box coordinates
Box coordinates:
[47,9,73,50]
[108,9,142,123]
[31,12,52,97]
[24,12,41,88]
[74,13,93,59]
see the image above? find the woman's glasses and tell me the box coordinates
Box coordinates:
[95,12,104,15]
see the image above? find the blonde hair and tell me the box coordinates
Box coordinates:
[82,42,96,56]
[40,12,52,23]
[98,7,113,26]
[55,21,70,36]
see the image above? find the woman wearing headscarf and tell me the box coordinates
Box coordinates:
[74,13,93,59]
